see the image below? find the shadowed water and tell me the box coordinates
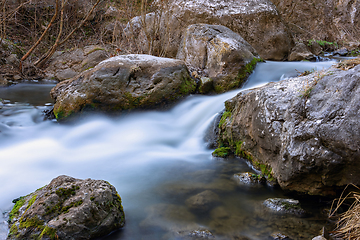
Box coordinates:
[0,61,336,240]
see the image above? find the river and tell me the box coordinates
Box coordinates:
[0,60,336,239]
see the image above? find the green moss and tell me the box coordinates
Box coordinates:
[218,111,232,128]
[39,226,57,240]
[179,76,196,95]
[19,216,44,230]
[9,197,26,222]
[55,185,77,198]
[234,141,253,161]
[61,200,83,214]
[86,47,105,55]
[26,195,37,211]
[122,92,144,110]
[212,147,231,157]
[46,185,81,216]
[281,201,301,210]
[307,39,338,48]
[8,224,18,237]
[215,57,263,93]
[259,164,275,182]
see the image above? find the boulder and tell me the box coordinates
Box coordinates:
[7,175,125,240]
[217,62,360,195]
[50,54,196,121]
[185,190,220,212]
[271,0,360,45]
[289,42,315,61]
[45,45,109,81]
[128,0,294,60]
[177,24,261,93]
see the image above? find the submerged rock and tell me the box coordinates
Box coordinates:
[185,190,220,212]
[167,228,215,239]
[232,172,266,187]
[177,24,261,93]
[140,203,197,231]
[217,63,360,195]
[7,175,125,240]
[263,198,306,216]
[50,54,196,121]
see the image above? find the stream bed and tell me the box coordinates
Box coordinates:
[0,61,336,240]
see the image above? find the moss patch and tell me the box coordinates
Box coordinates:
[39,226,58,240]
[53,105,75,121]
[9,197,26,222]
[218,111,232,128]
[179,76,196,95]
[19,216,44,230]
[45,185,82,216]
[236,58,264,84]
[215,57,264,93]
[212,147,231,157]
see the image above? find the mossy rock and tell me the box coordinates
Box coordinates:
[7,175,125,240]
[50,54,196,121]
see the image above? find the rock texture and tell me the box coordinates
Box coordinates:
[271,0,360,44]
[45,45,109,81]
[50,54,196,121]
[217,62,360,195]
[128,0,294,60]
[7,175,125,240]
[177,24,261,93]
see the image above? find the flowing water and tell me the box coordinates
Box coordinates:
[0,61,336,240]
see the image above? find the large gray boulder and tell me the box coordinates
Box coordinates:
[217,62,360,195]
[7,175,125,240]
[128,0,293,60]
[177,24,261,93]
[50,54,196,121]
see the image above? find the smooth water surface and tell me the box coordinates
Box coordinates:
[0,61,336,240]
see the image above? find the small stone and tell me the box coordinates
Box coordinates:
[263,198,306,216]
[270,232,292,240]
[232,172,266,187]
[13,75,22,81]
[312,236,327,240]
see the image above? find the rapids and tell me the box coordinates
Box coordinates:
[0,60,335,239]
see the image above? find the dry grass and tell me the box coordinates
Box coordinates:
[337,57,360,70]
[330,184,360,240]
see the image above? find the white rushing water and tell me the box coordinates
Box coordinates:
[0,61,336,239]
